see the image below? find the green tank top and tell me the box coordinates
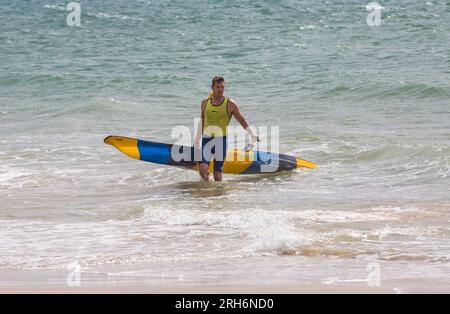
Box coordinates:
[203,96,231,137]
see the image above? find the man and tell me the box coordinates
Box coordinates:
[194,76,258,181]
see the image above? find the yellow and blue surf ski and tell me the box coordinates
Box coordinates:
[104,135,316,174]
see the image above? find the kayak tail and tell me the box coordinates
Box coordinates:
[104,135,140,160]
[296,158,316,169]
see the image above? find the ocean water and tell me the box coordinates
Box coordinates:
[1,0,449,290]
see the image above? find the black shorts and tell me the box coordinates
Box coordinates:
[200,136,227,172]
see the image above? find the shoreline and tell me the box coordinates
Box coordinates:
[0,285,393,294]
[0,266,393,294]
[1,255,449,294]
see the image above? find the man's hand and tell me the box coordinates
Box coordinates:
[245,126,259,143]
[194,138,201,149]
[250,134,260,143]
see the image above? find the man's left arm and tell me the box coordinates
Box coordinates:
[229,100,259,141]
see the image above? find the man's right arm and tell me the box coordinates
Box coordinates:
[194,100,207,148]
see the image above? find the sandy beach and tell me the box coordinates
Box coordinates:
[0,271,393,294]
[1,256,448,294]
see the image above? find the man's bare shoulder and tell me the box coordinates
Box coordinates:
[201,98,208,109]
[227,98,240,112]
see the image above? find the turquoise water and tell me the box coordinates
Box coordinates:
[0,1,449,290]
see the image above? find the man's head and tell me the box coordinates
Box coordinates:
[211,76,225,98]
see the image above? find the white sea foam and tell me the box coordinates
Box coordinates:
[43,4,65,11]
[143,206,310,253]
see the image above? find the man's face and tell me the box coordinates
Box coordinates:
[212,82,225,96]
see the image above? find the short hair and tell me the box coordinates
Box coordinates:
[211,76,225,86]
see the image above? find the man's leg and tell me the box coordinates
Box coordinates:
[213,136,226,181]
[213,170,222,181]
[199,136,212,181]
[199,162,210,181]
